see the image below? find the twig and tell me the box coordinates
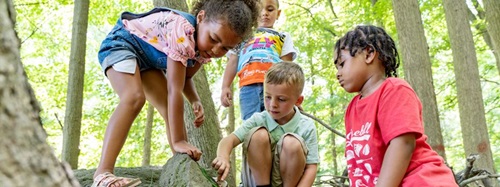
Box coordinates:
[459,174,500,187]
[464,154,479,179]
[55,113,63,129]
[300,111,345,138]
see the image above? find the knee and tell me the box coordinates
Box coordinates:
[281,135,304,155]
[249,128,270,145]
[120,91,146,111]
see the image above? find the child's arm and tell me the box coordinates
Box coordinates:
[212,134,241,181]
[166,58,202,160]
[297,163,317,187]
[375,133,416,187]
[220,54,238,107]
[183,62,204,127]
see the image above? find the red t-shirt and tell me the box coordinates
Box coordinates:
[344,78,457,187]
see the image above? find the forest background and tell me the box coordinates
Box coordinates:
[12,0,500,184]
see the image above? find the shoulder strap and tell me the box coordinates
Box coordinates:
[121,7,196,27]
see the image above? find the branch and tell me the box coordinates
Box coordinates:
[13,2,49,7]
[285,1,337,36]
[55,113,63,129]
[459,174,500,187]
[300,111,345,138]
[326,0,338,18]
[481,76,500,85]
[464,154,479,179]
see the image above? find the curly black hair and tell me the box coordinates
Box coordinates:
[334,25,400,77]
[192,0,260,41]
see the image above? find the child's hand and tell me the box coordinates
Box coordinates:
[212,156,231,181]
[220,87,233,107]
[192,101,204,128]
[173,141,202,161]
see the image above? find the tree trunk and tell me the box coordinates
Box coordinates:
[483,0,500,76]
[442,0,498,186]
[392,0,447,159]
[142,103,154,167]
[0,0,79,186]
[153,0,232,184]
[184,68,234,184]
[329,88,338,175]
[227,87,237,187]
[467,0,499,74]
[62,0,89,170]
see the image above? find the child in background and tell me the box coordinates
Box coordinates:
[220,0,297,120]
[92,0,260,186]
[213,62,319,187]
[334,25,458,187]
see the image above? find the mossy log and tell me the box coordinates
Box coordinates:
[74,154,219,187]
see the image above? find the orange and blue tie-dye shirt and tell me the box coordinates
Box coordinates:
[231,28,297,87]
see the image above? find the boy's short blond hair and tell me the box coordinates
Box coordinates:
[265,61,305,95]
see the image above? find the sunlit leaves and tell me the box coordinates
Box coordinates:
[14,0,500,177]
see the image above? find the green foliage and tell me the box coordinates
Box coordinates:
[14,0,500,181]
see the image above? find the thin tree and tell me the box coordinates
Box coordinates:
[483,0,500,76]
[142,103,154,166]
[0,0,79,185]
[392,0,447,159]
[467,0,499,76]
[225,84,237,187]
[442,0,497,185]
[62,0,90,169]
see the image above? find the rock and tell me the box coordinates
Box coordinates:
[159,153,219,187]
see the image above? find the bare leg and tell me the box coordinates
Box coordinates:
[94,66,146,181]
[247,128,272,185]
[140,69,183,153]
[280,135,306,187]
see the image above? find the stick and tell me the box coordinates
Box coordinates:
[300,111,346,138]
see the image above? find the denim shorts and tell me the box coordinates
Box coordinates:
[239,83,265,120]
[98,17,194,75]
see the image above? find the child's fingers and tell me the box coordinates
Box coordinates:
[186,150,193,158]
[211,159,219,168]
[194,115,205,127]
[225,97,232,106]
[212,160,223,171]
[221,166,230,181]
[193,149,202,161]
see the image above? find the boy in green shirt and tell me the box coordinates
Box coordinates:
[212,62,319,187]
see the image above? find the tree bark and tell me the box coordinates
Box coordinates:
[142,103,154,167]
[62,0,90,170]
[442,0,498,186]
[184,68,234,184]
[329,88,338,175]
[0,0,79,186]
[483,0,500,76]
[467,0,499,74]
[392,0,447,159]
[227,86,237,187]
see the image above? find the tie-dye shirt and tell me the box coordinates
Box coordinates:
[122,11,210,66]
[229,28,297,87]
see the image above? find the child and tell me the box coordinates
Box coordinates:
[220,0,297,120]
[91,0,260,186]
[212,62,319,187]
[334,25,458,187]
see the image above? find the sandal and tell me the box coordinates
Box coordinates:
[91,172,141,187]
